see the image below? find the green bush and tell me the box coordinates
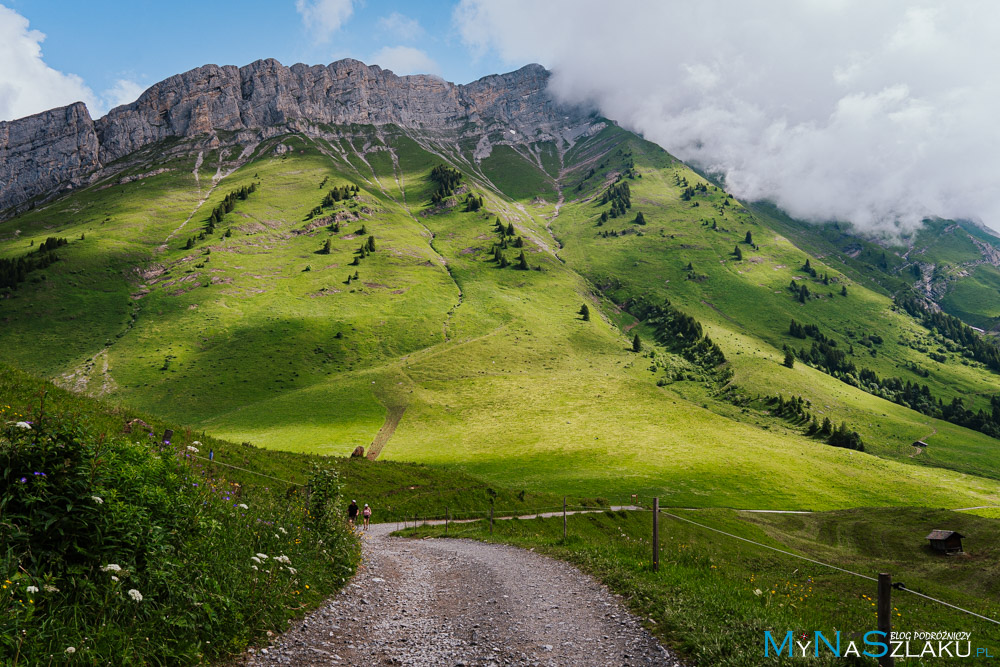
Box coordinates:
[1,397,358,663]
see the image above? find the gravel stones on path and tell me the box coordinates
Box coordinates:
[240,523,682,666]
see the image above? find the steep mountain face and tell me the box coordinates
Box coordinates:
[0,58,591,215]
[0,102,101,214]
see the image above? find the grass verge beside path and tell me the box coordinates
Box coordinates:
[400,508,1000,666]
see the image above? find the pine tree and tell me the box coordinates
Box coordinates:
[517,251,529,270]
[366,235,376,252]
[184,238,194,250]
[632,333,642,353]
[745,231,753,244]
[841,285,848,297]
[634,211,646,225]
[506,223,515,237]
[579,304,590,321]
[733,245,743,261]
[783,350,795,368]
[321,239,332,254]
[513,236,524,248]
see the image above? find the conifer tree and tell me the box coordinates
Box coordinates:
[632,333,642,353]
[745,230,753,244]
[321,239,332,254]
[783,350,795,368]
[579,304,590,321]
[517,251,529,270]
[841,285,848,297]
[733,245,743,261]
[366,235,376,252]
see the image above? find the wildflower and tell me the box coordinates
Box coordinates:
[187,445,199,453]
[128,589,143,602]
[279,527,288,534]
[65,647,76,654]
[274,555,291,565]
[43,584,59,593]
[192,440,202,446]
[19,477,27,483]
[256,553,268,560]
[101,564,122,572]
[753,589,763,596]
[26,586,39,594]
[111,576,119,582]
[286,567,297,575]
[91,496,104,504]
[251,556,262,564]
[33,471,46,477]
[15,421,31,429]
[251,565,259,571]
[238,503,248,509]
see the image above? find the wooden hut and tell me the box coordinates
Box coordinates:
[925,530,964,554]
[913,440,929,448]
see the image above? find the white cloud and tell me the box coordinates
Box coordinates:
[455,0,1000,234]
[296,0,355,42]
[377,11,424,42]
[371,46,440,76]
[0,4,98,121]
[102,79,144,111]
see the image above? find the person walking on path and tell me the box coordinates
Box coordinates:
[348,499,359,528]
[362,503,372,530]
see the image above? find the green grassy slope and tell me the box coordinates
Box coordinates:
[3,124,1000,513]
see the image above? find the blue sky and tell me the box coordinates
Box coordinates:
[0,0,514,120]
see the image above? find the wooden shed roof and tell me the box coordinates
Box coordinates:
[926,530,964,541]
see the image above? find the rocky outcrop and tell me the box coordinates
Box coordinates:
[1,59,591,215]
[0,102,100,213]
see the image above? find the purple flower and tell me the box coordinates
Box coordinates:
[19,477,28,483]
[33,472,46,477]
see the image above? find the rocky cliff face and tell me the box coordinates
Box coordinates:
[0,102,100,214]
[0,59,589,214]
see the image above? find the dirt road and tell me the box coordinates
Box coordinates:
[240,523,680,666]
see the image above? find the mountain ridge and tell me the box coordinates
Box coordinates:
[0,58,593,215]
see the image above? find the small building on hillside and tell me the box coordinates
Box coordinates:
[913,440,929,448]
[926,530,965,554]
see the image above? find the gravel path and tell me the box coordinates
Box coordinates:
[240,523,681,666]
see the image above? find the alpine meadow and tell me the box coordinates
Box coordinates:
[3,33,1000,665]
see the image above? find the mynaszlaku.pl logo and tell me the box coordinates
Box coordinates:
[765,630,992,659]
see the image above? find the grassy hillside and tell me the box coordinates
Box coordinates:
[3,123,1000,515]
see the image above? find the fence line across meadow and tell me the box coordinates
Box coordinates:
[178,449,1000,643]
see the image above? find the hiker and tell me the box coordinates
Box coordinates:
[362,503,372,530]
[347,499,359,527]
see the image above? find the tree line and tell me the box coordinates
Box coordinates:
[897,295,1000,373]
[429,164,462,204]
[0,237,68,291]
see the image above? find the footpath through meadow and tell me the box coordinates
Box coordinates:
[240,521,680,666]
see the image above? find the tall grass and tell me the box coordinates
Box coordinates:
[0,393,358,664]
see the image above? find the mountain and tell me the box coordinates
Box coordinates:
[0,58,593,215]
[3,59,1000,513]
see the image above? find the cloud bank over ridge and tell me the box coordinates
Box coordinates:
[456,0,1000,233]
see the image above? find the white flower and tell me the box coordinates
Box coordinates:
[192,440,202,446]
[279,527,288,535]
[256,553,268,560]
[101,564,122,572]
[238,503,248,510]
[127,589,143,602]
[274,554,291,565]
[65,647,76,654]
[753,588,763,596]
[286,567,297,575]
[91,496,104,504]
[111,576,119,582]
[251,556,261,564]
[43,584,59,593]
[274,534,280,539]
[26,585,39,593]
[251,565,259,571]
[15,421,31,429]
[187,445,199,453]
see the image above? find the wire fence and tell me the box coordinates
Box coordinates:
[175,449,999,630]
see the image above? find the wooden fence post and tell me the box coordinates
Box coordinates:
[489,505,494,536]
[563,496,567,540]
[652,497,660,572]
[878,573,893,667]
